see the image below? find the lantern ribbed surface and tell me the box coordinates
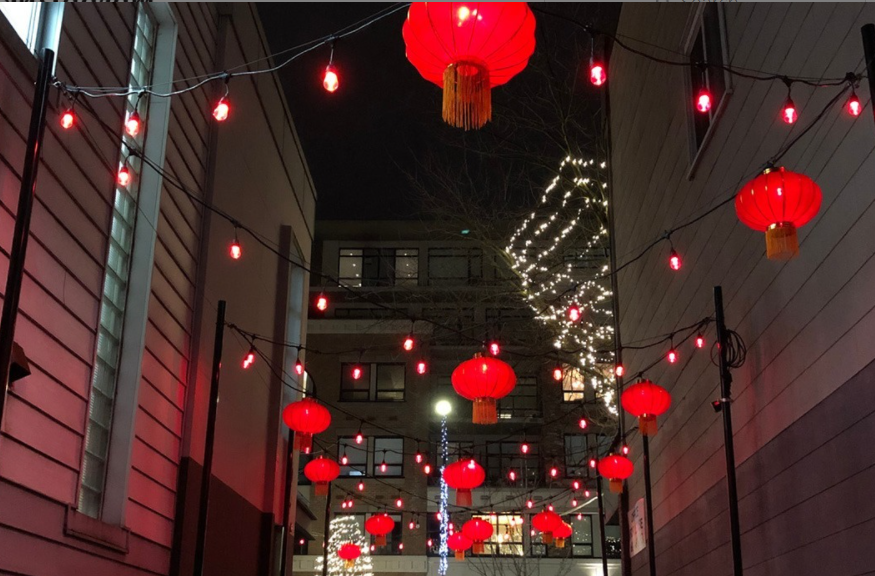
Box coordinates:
[735,167,822,260]
[402,2,536,129]
[462,518,494,554]
[451,356,517,424]
[598,454,634,494]
[621,380,672,436]
[443,458,486,505]
[365,513,396,547]
[303,456,340,496]
[282,398,331,453]
[448,532,473,560]
[532,510,562,544]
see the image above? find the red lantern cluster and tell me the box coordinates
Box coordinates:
[443,458,486,506]
[338,543,361,569]
[282,398,331,453]
[598,454,634,494]
[621,380,672,436]
[448,532,473,560]
[303,456,340,496]
[402,2,536,130]
[452,355,517,424]
[531,510,562,544]
[735,167,822,261]
[462,518,494,554]
[365,513,396,547]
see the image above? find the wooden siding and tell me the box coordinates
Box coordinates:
[610,3,875,575]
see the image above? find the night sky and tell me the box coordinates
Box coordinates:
[257,3,621,220]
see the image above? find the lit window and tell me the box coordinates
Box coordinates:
[338,248,419,287]
[562,367,586,402]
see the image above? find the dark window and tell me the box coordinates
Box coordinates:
[339,248,418,287]
[688,4,727,152]
[373,437,404,477]
[497,377,539,419]
[571,514,594,557]
[376,364,405,401]
[564,434,589,477]
[298,452,313,485]
[370,513,404,555]
[338,437,368,477]
[428,248,482,285]
[340,363,371,401]
[340,363,405,402]
[485,441,539,484]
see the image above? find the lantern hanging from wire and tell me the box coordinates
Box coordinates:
[402,2,537,130]
[734,167,822,261]
[448,532,473,560]
[282,398,331,453]
[442,458,486,506]
[553,522,573,548]
[598,454,634,494]
[621,380,672,436]
[451,355,517,424]
[365,513,396,547]
[338,543,362,569]
[531,510,562,544]
[303,456,340,496]
[462,518,494,554]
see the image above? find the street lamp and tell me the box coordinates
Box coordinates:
[435,400,452,417]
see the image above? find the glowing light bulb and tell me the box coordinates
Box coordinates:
[352,366,363,380]
[585,489,591,498]
[427,539,434,548]
[615,364,625,377]
[552,367,563,381]
[346,499,353,509]
[409,520,415,530]
[416,361,427,375]
[547,504,554,512]
[125,111,141,137]
[229,239,242,260]
[571,498,578,507]
[589,59,607,86]
[572,480,581,490]
[589,458,597,469]
[782,97,797,124]
[847,91,862,117]
[117,166,131,187]
[550,466,559,478]
[399,543,404,551]
[667,349,678,364]
[242,347,255,369]
[669,249,682,271]
[457,5,470,22]
[489,341,500,356]
[423,463,432,475]
[403,336,414,351]
[696,89,712,113]
[467,459,476,470]
[526,500,534,509]
[323,65,339,93]
[415,451,423,464]
[696,334,705,349]
[567,305,581,322]
[212,97,230,122]
[315,294,328,311]
[395,497,403,508]
[380,460,387,473]
[521,442,529,454]
[357,481,365,491]
[60,108,75,129]
[295,359,304,375]
[341,501,347,509]
[622,445,630,455]
[355,431,364,445]
[577,513,583,521]
[578,417,588,430]
[341,453,349,466]
[508,469,517,482]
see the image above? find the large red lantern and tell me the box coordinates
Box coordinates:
[531,510,562,544]
[338,543,361,569]
[442,458,486,505]
[553,522,573,549]
[451,355,517,424]
[598,454,634,494]
[462,518,494,554]
[735,167,822,261]
[448,532,473,560]
[282,398,331,453]
[365,513,396,547]
[621,380,672,436]
[402,2,537,130]
[303,456,340,496]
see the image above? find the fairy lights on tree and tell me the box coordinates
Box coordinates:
[506,157,615,409]
[317,515,374,576]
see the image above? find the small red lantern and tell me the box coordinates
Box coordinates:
[303,456,340,496]
[621,380,672,436]
[338,543,361,569]
[462,518,494,554]
[735,167,822,261]
[448,532,473,560]
[567,305,581,322]
[442,458,485,506]
[402,2,536,130]
[847,89,862,117]
[598,454,634,494]
[531,510,562,544]
[589,59,607,86]
[282,398,331,453]
[451,355,517,424]
[365,513,395,547]
[553,522,573,548]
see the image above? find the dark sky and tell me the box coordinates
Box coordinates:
[257,3,620,220]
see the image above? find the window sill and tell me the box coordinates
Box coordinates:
[64,507,130,553]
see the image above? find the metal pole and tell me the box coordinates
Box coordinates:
[194,300,226,576]
[321,483,332,576]
[641,436,657,576]
[595,476,610,576]
[0,48,54,426]
[860,25,875,127]
[278,433,295,576]
[714,287,743,576]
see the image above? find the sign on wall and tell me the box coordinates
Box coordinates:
[629,498,647,557]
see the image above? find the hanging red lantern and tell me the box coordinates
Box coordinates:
[621,380,672,436]
[442,458,485,506]
[598,454,634,494]
[531,510,562,544]
[451,355,517,424]
[402,2,536,130]
[303,456,340,496]
[735,167,822,261]
[365,513,396,547]
[338,543,361,569]
[462,518,494,554]
[282,398,331,453]
[448,532,473,560]
[553,522,573,549]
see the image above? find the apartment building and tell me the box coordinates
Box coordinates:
[0,4,314,575]
[293,221,621,576]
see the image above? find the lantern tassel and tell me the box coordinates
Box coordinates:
[609,479,624,494]
[442,61,491,130]
[541,532,553,545]
[639,414,658,436]
[765,222,798,260]
[375,534,387,547]
[314,482,329,497]
[295,432,313,453]
[455,550,465,561]
[473,542,485,554]
[344,560,356,570]
[472,398,497,425]
[456,488,473,506]
[555,538,566,549]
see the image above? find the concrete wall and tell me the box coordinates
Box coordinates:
[610,3,875,575]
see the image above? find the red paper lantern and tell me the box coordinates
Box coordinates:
[282,398,331,453]
[553,522,573,549]
[735,167,822,261]
[462,518,494,554]
[338,543,361,569]
[598,454,634,494]
[448,532,473,560]
[402,2,536,130]
[531,510,562,544]
[451,355,517,424]
[621,380,672,436]
[365,513,396,547]
[303,456,340,496]
[443,458,486,506]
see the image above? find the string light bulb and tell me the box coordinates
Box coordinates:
[380,453,387,473]
[584,488,591,498]
[355,430,364,445]
[357,481,365,491]
[416,360,427,375]
[667,348,678,364]
[571,498,578,507]
[125,111,141,137]
[577,513,583,521]
[409,520,416,530]
[212,96,230,122]
[323,64,339,93]
[488,341,500,356]
[60,107,75,129]
[117,164,131,187]
[352,365,363,380]
[295,358,304,375]
[229,229,242,260]
[403,335,414,351]
[340,452,349,466]
[669,248,682,271]
[552,367,563,381]
[549,466,559,478]
[395,496,404,508]
[526,499,534,509]
[520,441,529,454]
[847,88,862,117]
[508,469,517,482]
[415,450,423,464]
[572,479,581,490]
[589,56,606,86]
[423,463,432,475]
[696,334,705,349]
[567,305,581,322]
[696,89,712,113]
[622,444,631,455]
[242,346,256,369]
[615,364,625,378]
[547,504,554,512]
[578,417,588,430]
[589,457,597,469]
[782,81,798,124]
[315,293,329,312]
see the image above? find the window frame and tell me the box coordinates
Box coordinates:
[372,436,404,478]
[427,247,483,286]
[339,362,406,402]
[338,247,419,287]
[0,2,63,57]
[564,434,589,477]
[338,436,369,477]
[561,367,587,403]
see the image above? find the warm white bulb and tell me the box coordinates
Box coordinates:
[435,400,452,416]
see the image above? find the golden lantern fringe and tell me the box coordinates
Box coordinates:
[375,534,387,547]
[473,542,485,554]
[442,61,491,130]
[314,482,329,497]
[344,560,356,570]
[541,533,553,545]
[765,222,799,261]
[455,550,465,561]
[555,538,566,549]
[472,397,497,425]
[639,414,658,436]
[609,479,624,494]
[456,488,473,506]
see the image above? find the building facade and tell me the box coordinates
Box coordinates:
[293,221,621,576]
[610,3,875,575]
[0,3,314,575]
